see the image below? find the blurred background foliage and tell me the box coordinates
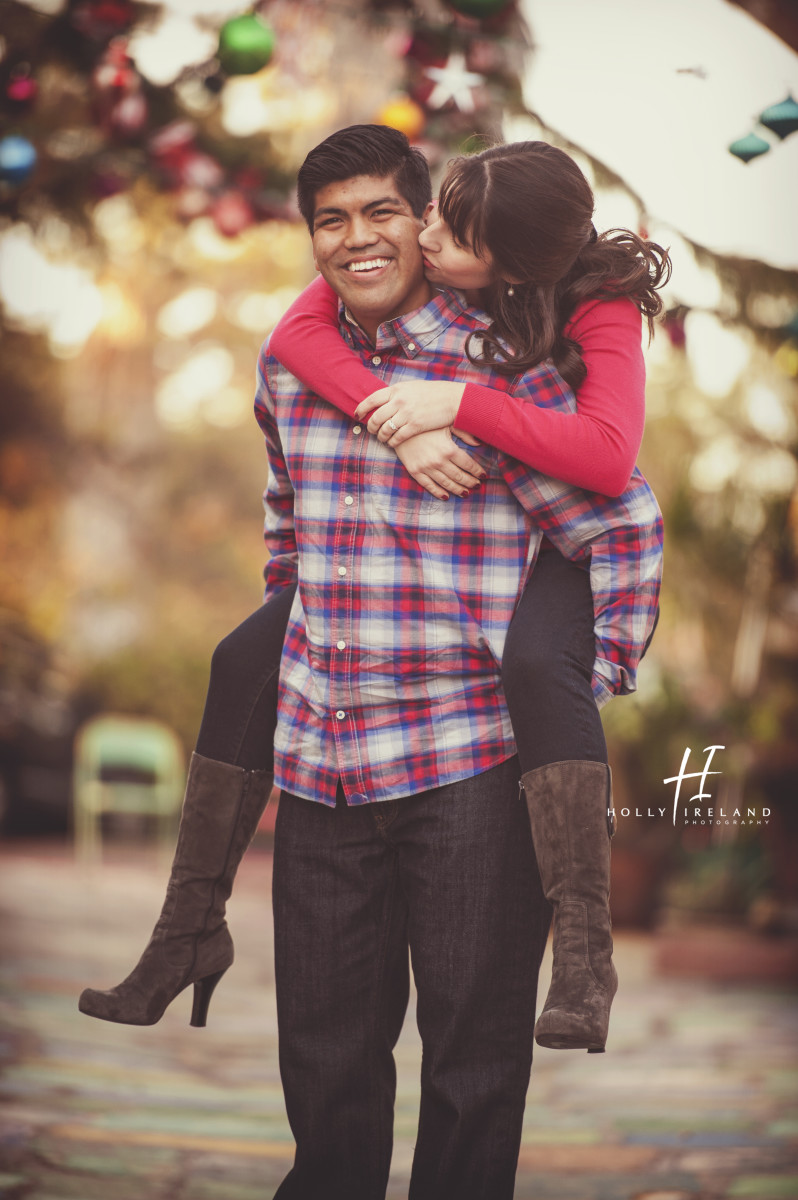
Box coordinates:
[0,0,796,928]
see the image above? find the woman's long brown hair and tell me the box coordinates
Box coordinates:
[437,142,671,390]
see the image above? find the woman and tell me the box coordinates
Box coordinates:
[79,141,668,1053]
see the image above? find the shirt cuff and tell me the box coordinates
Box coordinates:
[592,658,624,709]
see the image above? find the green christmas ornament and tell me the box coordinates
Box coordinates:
[446,0,512,18]
[759,94,798,140]
[728,132,770,164]
[218,13,275,76]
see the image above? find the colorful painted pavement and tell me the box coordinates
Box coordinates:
[1,841,797,1200]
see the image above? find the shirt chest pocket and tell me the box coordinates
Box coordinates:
[368,451,447,521]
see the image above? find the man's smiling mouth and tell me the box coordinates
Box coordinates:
[346,258,391,273]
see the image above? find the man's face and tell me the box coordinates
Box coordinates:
[311,173,432,341]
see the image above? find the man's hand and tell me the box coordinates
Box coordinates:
[356,382,472,447]
[394,429,486,500]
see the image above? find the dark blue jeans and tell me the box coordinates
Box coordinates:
[271,757,551,1200]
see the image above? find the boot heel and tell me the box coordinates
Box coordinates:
[587,1046,605,1054]
[190,969,227,1027]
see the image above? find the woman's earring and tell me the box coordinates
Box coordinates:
[506,284,515,297]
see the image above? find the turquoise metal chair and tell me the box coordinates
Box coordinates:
[73,714,186,861]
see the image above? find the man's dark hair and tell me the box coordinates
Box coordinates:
[297,124,432,231]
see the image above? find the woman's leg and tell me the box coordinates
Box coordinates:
[195,583,296,770]
[501,548,616,1052]
[79,584,297,1027]
[501,546,606,774]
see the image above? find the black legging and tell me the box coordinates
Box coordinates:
[501,545,607,773]
[195,546,607,777]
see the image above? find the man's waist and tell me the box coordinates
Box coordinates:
[302,641,505,678]
[275,746,518,809]
[284,640,507,713]
[274,699,517,808]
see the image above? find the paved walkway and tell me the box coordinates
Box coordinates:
[0,840,796,1200]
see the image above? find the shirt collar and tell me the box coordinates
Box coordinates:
[340,288,488,357]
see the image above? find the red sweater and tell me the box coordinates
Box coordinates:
[269,275,645,497]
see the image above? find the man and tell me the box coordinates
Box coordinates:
[255,125,657,1199]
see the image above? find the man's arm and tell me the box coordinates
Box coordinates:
[254,344,299,602]
[356,301,645,497]
[267,276,495,500]
[269,275,365,419]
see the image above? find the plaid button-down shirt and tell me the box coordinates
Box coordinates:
[255,288,662,807]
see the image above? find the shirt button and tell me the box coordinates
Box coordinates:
[344,495,354,506]
[371,355,382,365]
[353,425,362,434]
[336,710,346,720]
[336,640,346,650]
[337,566,347,576]
[407,342,416,351]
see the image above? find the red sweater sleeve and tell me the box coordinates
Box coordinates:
[268,275,383,419]
[271,281,645,499]
[456,298,645,496]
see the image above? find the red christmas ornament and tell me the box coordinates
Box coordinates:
[234,165,266,194]
[72,0,135,42]
[181,150,225,192]
[149,121,195,166]
[6,66,38,112]
[404,29,451,108]
[92,38,142,135]
[405,30,450,69]
[109,89,148,138]
[211,191,255,237]
[148,121,197,188]
[92,38,136,96]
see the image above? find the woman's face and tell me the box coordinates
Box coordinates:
[418,213,497,293]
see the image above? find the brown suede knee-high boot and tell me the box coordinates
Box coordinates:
[521,760,617,1052]
[79,753,273,1027]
